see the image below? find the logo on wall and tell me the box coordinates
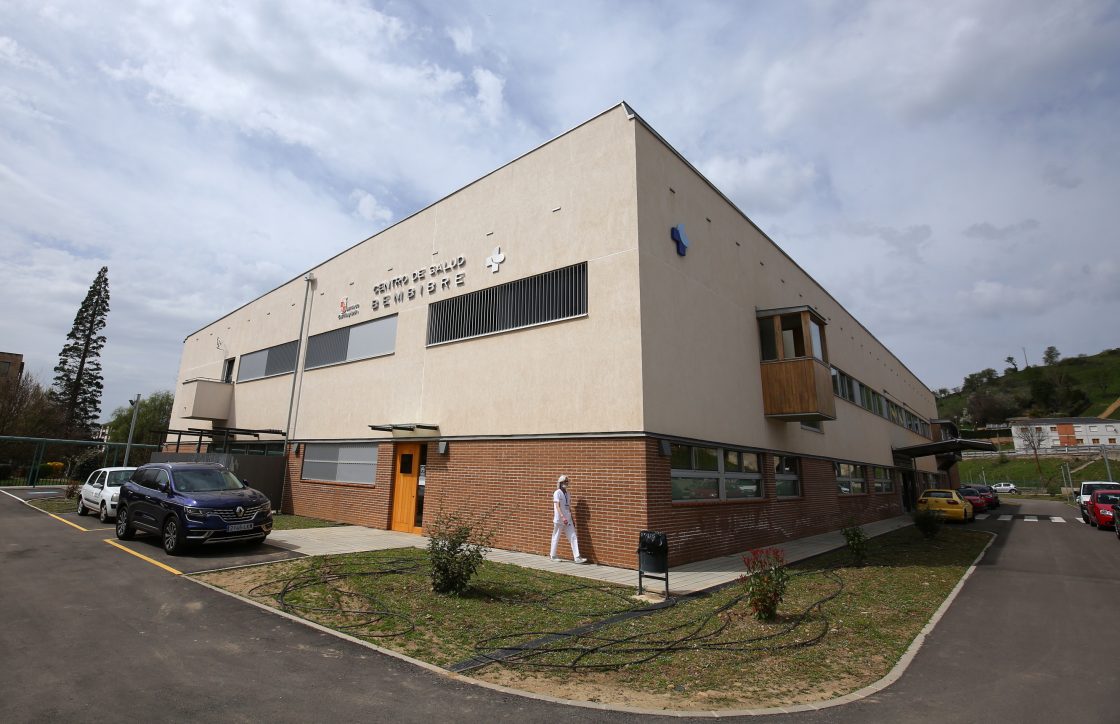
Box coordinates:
[338,296,360,320]
[485,246,506,273]
[670,224,690,257]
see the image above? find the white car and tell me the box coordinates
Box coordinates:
[991,482,1019,494]
[77,467,136,523]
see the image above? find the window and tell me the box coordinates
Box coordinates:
[836,463,866,494]
[774,456,800,497]
[757,307,827,362]
[1050,426,1057,432]
[221,358,235,383]
[1092,438,1100,444]
[873,467,894,493]
[801,420,823,432]
[301,443,378,484]
[670,444,762,501]
[427,262,587,346]
[306,315,397,369]
[237,340,298,382]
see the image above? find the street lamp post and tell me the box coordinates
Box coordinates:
[123,394,141,466]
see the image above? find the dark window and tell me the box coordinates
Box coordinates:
[222,358,235,383]
[426,263,587,346]
[306,316,397,369]
[237,340,298,382]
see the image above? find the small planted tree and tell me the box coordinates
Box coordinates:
[841,523,868,566]
[913,509,942,539]
[740,547,789,620]
[426,510,493,595]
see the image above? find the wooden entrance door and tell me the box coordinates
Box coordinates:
[391,443,422,533]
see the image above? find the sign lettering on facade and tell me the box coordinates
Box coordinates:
[370,255,468,312]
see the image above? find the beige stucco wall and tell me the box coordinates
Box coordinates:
[633,121,938,471]
[169,106,645,440]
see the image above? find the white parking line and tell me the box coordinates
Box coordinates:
[1023,516,1039,522]
[1050,516,1066,523]
[998,515,1012,521]
[975,513,991,519]
[1074,517,1085,524]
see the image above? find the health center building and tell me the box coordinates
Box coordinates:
[168,103,970,568]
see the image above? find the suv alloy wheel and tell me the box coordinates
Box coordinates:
[162,516,186,555]
[116,506,135,540]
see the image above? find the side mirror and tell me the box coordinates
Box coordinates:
[241,478,251,487]
[157,481,170,493]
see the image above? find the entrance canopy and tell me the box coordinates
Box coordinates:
[892,438,997,458]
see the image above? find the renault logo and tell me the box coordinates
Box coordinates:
[236,506,245,517]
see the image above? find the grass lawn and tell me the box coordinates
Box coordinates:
[196,526,990,710]
[27,495,78,515]
[270,514,346,530]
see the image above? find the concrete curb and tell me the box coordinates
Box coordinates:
[182,527,999,718]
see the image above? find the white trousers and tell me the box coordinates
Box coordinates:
[551,519,581,559]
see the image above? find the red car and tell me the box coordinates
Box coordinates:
[1085,489,1120,529]
[957,487,989,514]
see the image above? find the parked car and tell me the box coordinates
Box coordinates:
[957,487,989,514]
[1078,482,1118,522]
[1084,489,1120,529]
[916,489,974,522]
[992,482,1019,494]
[77,467,136,522]
[116,462,273,555]
[973,484,1000,509]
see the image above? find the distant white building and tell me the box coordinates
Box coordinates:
[1009,417,1120,451]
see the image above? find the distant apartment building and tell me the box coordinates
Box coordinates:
[0,352,24,386]
[1009,417,1120,451]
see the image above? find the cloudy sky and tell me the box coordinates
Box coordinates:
[2,0,1117,421]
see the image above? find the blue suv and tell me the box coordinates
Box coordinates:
[116,462,273,555]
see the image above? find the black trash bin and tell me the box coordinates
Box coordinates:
[637,530,669,596]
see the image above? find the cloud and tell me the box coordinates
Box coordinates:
[1043,163,1082,189]
[843,222,932,261]
[963,219,1039,240]
[472,67,505,124]
[701,151,819,214]
[448,26,474,55]
[350,189,393,226]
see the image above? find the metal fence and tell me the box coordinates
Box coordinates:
[0,435,160,487]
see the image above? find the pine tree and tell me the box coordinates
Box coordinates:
[51,266,110,438]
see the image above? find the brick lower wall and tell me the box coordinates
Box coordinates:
[283,436,907,569]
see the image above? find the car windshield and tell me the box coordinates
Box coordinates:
[173,469,245,493]
[106,470,134,486]
[1085,484,1114,495]
[1095,493,1120,504]
[975,486,992,493]
[959,489,978,495]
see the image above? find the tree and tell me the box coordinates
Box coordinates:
[0,371,64,437]
[962,368,999,393]
[1042,346,1061,366]
[1014,423,1047,483]
[50,266,110,438]
[1004,356,1018,373]
[104,391,174,465]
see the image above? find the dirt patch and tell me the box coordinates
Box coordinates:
[472,666,865,711]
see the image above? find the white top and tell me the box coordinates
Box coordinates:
[553,487,571,523]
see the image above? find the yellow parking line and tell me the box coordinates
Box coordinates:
[48,512,91,532]
[104,539,182,575]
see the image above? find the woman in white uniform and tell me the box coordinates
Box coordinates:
[550,475,587,563]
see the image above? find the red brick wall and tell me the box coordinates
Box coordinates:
[283,437,905,569]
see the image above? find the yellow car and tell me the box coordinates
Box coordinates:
[916,488,974,522]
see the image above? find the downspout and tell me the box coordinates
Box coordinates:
[281,273,315,511]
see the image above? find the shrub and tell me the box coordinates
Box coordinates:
[841,523,868,565]
[913,509,942,539]
[1045,479,1062,497]
[426,511,493,596]
[739,547,789,621]
[997,452,1009,464]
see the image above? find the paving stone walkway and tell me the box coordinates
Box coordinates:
[267,514,915,595]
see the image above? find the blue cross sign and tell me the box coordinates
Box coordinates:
[670,224,690,256]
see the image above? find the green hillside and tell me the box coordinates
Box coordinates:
[959,455,1117,488]
[936,347,1120,427]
